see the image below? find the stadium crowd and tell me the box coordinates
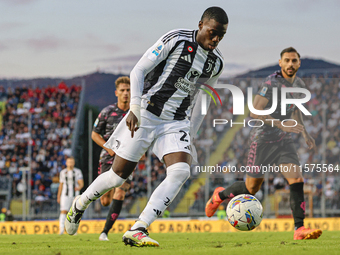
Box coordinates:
[0,82,82,212]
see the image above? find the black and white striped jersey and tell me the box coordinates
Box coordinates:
[141,29,224,120]
[59,168,83,197]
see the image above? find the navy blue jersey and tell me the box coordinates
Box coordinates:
[93,103,128,162]
[250,71,306,143]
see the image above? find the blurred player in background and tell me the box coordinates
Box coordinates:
[91,76,132,241]
[57,156,83,235]
[205,47,322,240]
[65,6,228,247]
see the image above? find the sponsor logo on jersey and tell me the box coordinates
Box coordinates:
[181,54,192,63]
[152,43,164,57]
[185,70,200,82]
[174,77,196,95]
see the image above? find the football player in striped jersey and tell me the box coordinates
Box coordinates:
[65,6,228,247]
[57,156,83,235]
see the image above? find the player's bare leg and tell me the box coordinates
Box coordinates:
[123,152,191,247]
[65,155,137,235]
[280,163,322,240]
[100,182,130,241]
[100,189,115,207]
[245,177,264,195]
[205,176,263,217]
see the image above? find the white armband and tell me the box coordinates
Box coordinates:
[130,104,141,127]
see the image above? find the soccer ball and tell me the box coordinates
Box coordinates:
[226,194,263,231]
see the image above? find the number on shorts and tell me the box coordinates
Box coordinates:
[179,130,188,142]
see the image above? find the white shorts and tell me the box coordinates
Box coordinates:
[104,108,192,162]
[60,196,74,211]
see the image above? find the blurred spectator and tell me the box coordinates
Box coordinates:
[0,208,6,221]
[217,205,226,220]
[5,210,14,221]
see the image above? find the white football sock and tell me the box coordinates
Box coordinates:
[133,162,190,228]
[76,170,126,210]
[59,213,66,234]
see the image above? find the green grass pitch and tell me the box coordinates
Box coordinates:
[1,231,340,255]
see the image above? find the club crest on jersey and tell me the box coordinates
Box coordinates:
[259,87,268,96]
[206,59,214,73]
[187,46,193,52]
[152,43,164,57]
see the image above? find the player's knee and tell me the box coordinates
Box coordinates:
[100,197,111,207]
[246,184,261,195]
[101,200,110,207]
[167,162,190,184]
[113,188,126,200]
[289,177,304,185]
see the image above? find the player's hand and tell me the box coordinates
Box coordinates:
[74,187,81,191]
[57,197,60,204]
[279,121,304,134]
[106,148,115,157]
[303,133,316,150]
[126,111,139,138]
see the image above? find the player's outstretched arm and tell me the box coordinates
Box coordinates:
[250,95,304,134]
[128,55,156,137]
[91,131,115,156]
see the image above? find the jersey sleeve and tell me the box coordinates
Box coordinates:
[75,169,83,182]
[257,79,273,101]
[143,29,183,65]
[92,108,107,134]
[59,171,65,184]
[130,29,183,106]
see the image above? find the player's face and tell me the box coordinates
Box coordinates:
[115,83,130,104]
[197,18,228,51]
[66,158,75,168]
[279,52,301,78]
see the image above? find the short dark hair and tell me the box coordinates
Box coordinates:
[201,7,228,24]
[115,76,130,89]
[280,47,300,59]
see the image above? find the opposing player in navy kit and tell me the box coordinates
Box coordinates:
[205,47,322,240]
[65,6,228,246]
[91,76,132,241]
